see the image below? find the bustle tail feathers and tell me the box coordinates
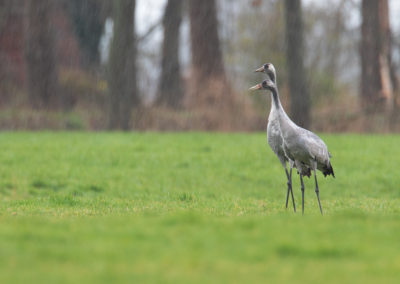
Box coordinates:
[323,162,335,178]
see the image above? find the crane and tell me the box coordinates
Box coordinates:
[253,63,304,212]
[249,75,334,215]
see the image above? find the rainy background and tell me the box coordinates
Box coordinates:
[1,0,400,132]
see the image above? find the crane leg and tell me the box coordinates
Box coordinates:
[300,174,305,215]
[284,169,290,208]
[314,169,323,215]
[284,168,296,212]
[289,168,296,212]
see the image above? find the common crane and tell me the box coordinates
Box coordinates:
[254,63,302,212]
[249,76,334,215]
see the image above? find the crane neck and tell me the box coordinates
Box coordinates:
[270,86,298,134]
[270,86,282,111]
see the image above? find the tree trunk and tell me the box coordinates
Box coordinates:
[284,0,310,128]
[67,0,107,68]
[188,0,229,107]
[108,0,138,130]
[360,0,393,112]
[24,0,58,109]
[156,0,183,109]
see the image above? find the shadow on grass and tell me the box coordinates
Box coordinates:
[276,244,357,259]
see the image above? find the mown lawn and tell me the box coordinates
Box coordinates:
[0,132,399,283]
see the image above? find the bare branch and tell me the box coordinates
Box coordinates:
[137,19,162,42]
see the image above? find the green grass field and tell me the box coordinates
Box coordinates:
[0,132,399,283]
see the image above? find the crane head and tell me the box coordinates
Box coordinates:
[254,63,276,83]
[249,78,276,92]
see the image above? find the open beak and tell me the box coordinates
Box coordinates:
[248,83,262,91]
[254,66,265,73]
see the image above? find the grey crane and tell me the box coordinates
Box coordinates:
[254,63,302,212]
[249,75,334,215]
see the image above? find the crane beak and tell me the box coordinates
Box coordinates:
[248,83,262,91]
[254,66,265,73]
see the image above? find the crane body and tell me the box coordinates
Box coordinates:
[255,63,310,212]
[250,69,334,215]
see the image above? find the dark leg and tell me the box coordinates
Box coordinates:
[314,169,323,215]
[289,168,296,212]
[300,174,305,215]
[284,168,296,212]
[285,168,290,208]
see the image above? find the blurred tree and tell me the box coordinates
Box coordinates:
[360,0,394,112]
[0,0,25,101]
[302,0,359,106]
[156,0,183,108]
[24,0,59,109]
[66,0,107,68]
[188,0,231,106]
[284,0,310,128]
[222,1,286,110]
[108,0,138,130]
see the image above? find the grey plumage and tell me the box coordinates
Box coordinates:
[256,64,286,165]
[255,63,311,178]
[255,63,298,212]
[282,126,334,178]
[250,64,334,215]
[277,109,334,179]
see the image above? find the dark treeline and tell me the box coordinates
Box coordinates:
[156,0,183,109]
[0,0,399,132]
